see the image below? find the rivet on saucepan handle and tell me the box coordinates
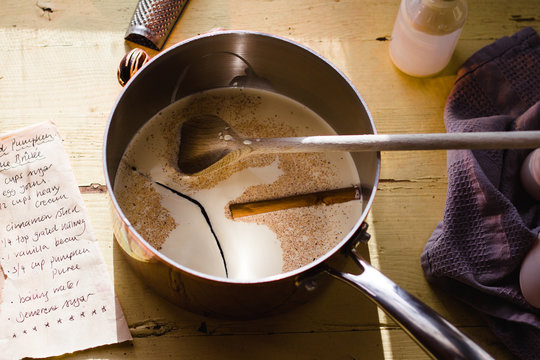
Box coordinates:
[356,221,371,243]
[125,0,190,50]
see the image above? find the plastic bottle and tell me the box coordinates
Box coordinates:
[389,0,468,77]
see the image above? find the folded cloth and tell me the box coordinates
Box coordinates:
[421,27,540,360]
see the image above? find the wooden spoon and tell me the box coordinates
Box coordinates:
[178,114,540,175]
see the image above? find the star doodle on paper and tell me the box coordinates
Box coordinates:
[7,303,112,339]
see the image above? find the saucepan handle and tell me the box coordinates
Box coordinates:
[325,247,494,360]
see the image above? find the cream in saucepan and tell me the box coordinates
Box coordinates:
[114,87,363,280]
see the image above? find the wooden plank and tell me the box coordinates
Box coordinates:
[1,0,537,358]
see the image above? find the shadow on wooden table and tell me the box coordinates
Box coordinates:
[90,236,389,359]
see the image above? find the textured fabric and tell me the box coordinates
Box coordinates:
[421,27,540,360]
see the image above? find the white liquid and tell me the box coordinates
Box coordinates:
[160,161,284,279]
[389,2,462,77]
[114,88,363,280]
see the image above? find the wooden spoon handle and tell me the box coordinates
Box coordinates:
[248,131,540,153]
[229,186,361,219]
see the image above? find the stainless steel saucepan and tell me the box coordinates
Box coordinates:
[104,31,493,359]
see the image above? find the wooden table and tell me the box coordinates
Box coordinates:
[1,1,537,358]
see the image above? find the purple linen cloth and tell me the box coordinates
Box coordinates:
[421,27,540,359]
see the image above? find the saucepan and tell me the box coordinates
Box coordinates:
[104,31,493,359]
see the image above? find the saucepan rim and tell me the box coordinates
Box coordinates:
[103,29,381,285]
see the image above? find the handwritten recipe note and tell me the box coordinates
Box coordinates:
[0,122,131,359]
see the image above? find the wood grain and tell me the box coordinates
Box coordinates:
[1,0,536,358]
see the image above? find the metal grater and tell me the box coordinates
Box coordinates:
[125,0,189,50]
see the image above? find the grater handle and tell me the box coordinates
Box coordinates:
[125,0,189,50]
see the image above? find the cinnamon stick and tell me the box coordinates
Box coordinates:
[229,186,361,219]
